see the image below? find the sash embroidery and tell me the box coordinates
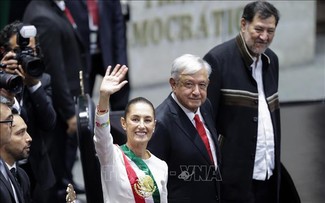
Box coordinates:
[120,144,161,203]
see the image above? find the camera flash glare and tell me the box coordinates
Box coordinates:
[20,25,37,38]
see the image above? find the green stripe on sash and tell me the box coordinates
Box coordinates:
[121,144,160,203]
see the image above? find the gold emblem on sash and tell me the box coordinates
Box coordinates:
[134,175,156,198]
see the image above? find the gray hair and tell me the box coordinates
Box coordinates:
[170,54,211,80]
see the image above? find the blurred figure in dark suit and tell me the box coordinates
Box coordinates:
[66,0,130,110]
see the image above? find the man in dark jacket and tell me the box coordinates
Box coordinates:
[66,0,130,110]
[148,54,221,203]
[203,1,281,202]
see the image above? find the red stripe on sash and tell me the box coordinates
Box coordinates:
[121,149,146,203]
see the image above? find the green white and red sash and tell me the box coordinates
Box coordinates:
[120,144,160,203]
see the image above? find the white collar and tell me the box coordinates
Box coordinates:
[55,0,66,11]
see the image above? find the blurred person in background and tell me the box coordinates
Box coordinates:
[23,0,89,201]
[66,0,130,110]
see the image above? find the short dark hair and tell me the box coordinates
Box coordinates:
[0,20,23,56]
[242,1,280,26]
[124,97,155,119]
[0,20,43,59]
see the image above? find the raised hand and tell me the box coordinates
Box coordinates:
[98,64,128,112]
[100,64,128,96]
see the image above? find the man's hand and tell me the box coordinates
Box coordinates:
[1,51,40,87]
[0,51,22,75]
[66,115,77,135]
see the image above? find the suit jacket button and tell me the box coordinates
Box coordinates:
[253,117,258,122]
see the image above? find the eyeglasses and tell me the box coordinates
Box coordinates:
[0,119,13,127]
[178,80,208,90]
[0,115,13,127]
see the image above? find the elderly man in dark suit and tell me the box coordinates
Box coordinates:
[23,0,88,201]
[148,54,221,203]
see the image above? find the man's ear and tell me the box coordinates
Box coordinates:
[169,78,177,91]
[240,18,247,32]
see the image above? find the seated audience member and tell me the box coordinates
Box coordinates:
[0,114,33,203]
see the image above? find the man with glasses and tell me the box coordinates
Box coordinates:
[1,114,33,203]
[0,102,22,203]
[148,54,221,203]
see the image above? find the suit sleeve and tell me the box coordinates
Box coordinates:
[28,73,56,131]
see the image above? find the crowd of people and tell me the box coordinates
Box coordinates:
[1,1,301,203]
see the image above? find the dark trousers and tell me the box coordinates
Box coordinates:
[222,175,276,203]
[252,175,276,203]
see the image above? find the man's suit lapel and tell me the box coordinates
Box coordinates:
[167,95,214,164]
[1,164,25,203]
[6,166,25,203]
[0,172,16,201]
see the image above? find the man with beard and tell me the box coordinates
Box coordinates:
[0,114,33,203]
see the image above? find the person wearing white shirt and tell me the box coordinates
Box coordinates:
[94,64,168,203]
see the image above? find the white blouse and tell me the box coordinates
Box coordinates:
[94,112,168,203]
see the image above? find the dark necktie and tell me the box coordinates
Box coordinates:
[194,114,214,162]
[10,167,20,186]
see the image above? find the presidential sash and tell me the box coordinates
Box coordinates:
[120,144,160,203]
